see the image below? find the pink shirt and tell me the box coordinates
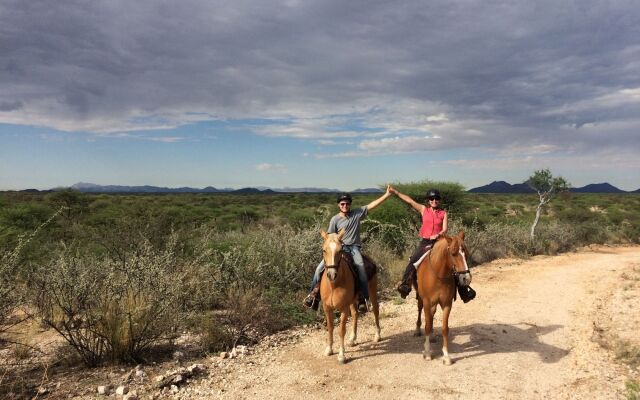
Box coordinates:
[418,207,447,239]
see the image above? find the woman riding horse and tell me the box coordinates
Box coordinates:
[416,231,471,365]
[390,187,448,299]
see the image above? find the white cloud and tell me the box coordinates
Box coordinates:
[255,163,288,173]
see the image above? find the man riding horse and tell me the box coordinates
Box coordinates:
[303,186,393,313]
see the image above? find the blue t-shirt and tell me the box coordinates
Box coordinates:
[327,206,368,246]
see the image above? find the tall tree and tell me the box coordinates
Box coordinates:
[527,169,570,239]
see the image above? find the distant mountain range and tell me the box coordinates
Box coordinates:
[468,181,636,194]
[56,182,384,194]
[12,182,637,194]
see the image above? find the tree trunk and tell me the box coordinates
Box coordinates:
[530,203,543,239]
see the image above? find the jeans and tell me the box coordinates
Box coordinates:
[310,245,369,300]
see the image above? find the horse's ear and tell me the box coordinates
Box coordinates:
[337,228,346,240]
[459,231,465,240]
[321,230,328,240]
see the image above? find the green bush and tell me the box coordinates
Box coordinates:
[28,234,200,366]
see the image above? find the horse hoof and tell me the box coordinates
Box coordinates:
[338,355,346,364]
[347,340,356,347]
[443,357,453,366]
[324,348,333,356]
[423,352,433,360]
[373,334,381,343]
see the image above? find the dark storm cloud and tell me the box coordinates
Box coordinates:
[0,100,23,111]
[0,0,639,153]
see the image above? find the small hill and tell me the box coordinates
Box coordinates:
[570,183,625,193]
[352,188,383,193]
[468,181,534,193]
[470,181,631,194]
[68,183,224,193]
[231,187,277,194]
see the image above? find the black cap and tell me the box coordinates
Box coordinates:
[337,193,352,203]
[426,189,441,200]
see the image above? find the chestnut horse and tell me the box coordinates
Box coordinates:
[415,231,471,365]
[320,230,381,364]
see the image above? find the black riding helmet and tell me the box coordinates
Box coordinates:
[426,189,441,200]
[336,193,352,204]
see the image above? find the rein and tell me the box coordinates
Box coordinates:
[428,245,469,280]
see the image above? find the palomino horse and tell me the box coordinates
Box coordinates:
[415,231,471,365]
[320,229,381,364]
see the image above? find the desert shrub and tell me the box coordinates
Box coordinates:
[27,233,202,366]
[361,217,415,256]
[526,221,579,255]
[455,220,531,264]
[627,379,640,400]
[195,287,281,351]
[0,207,66,340]
[363,229,410,290]
[448,218,582,264]
[0,248,20,340]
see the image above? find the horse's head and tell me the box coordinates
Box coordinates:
[446,231,472,286]
[321,229,346,282]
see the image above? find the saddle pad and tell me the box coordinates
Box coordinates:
[413,249,432,269]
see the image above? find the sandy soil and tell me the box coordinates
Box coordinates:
[187,245,640,400]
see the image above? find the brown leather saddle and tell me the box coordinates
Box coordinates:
[340,252,377,291]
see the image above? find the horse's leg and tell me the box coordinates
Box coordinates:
[369,276,381,342]
[323,306,334,356]
[338,310,348,364]
[414,292,423,337]
[348,303,358,346]
[429,303,437,343]
[441,304,453,365]
[423,302,437,360]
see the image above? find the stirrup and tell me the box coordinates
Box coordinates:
[396,282,411,299]
[303,294,320,310]
[357,301,368,314]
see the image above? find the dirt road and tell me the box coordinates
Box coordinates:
[190,245,639,399]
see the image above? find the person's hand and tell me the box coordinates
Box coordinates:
[388,185,397,195]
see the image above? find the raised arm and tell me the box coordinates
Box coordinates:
[391,187,425,214]
[366,185,393,211]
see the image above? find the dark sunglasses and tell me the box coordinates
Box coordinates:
[428,196,441,201]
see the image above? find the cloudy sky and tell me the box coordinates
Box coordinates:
[1,0,639,191]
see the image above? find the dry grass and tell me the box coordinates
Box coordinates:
[626,379,640,400]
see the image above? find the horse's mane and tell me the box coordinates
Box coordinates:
[430,237,450,267]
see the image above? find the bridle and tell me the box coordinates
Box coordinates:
[430,243,470,281]
[451,247,471,284]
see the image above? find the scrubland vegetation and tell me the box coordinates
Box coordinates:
[1,183,639,394]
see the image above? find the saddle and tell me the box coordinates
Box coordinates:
[316,252,378,298]
[340,252,377,281]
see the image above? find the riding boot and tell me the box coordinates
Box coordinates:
[395,262,416,299]
[457,284,476,303]
[303,285,321,310]
[357,293,368,314]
